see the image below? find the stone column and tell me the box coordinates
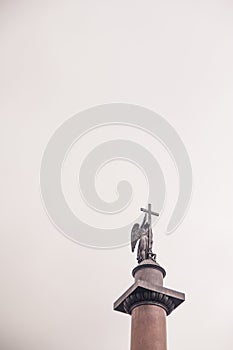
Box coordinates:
[114,260,185,350]
[131,305,167,350]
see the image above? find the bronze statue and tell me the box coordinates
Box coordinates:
[131,204,159,263]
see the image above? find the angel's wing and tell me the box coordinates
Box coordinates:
[131,223,141,252]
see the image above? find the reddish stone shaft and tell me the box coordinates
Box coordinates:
[130,305,167,350]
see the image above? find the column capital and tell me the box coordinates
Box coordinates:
[114,261,185,317]
[124,289,175,315]
[114,282,185,316]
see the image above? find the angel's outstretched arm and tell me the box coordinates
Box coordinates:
[140,213,147,228]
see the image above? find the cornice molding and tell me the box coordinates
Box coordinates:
[123,290,176,315]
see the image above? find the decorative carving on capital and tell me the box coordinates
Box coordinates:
[123,290,175,316]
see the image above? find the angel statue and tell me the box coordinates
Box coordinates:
[131,204,159,263]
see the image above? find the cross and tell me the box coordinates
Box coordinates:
[140,203,159,254]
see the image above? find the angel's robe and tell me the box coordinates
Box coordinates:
[137,232,148,262]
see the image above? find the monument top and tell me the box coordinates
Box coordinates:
[131,203,159,264]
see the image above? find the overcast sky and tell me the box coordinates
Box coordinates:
[1,1,233,349]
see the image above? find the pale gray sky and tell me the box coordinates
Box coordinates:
[1,1,233,349]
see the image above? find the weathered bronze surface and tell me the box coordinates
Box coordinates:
[131,204,159,263]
